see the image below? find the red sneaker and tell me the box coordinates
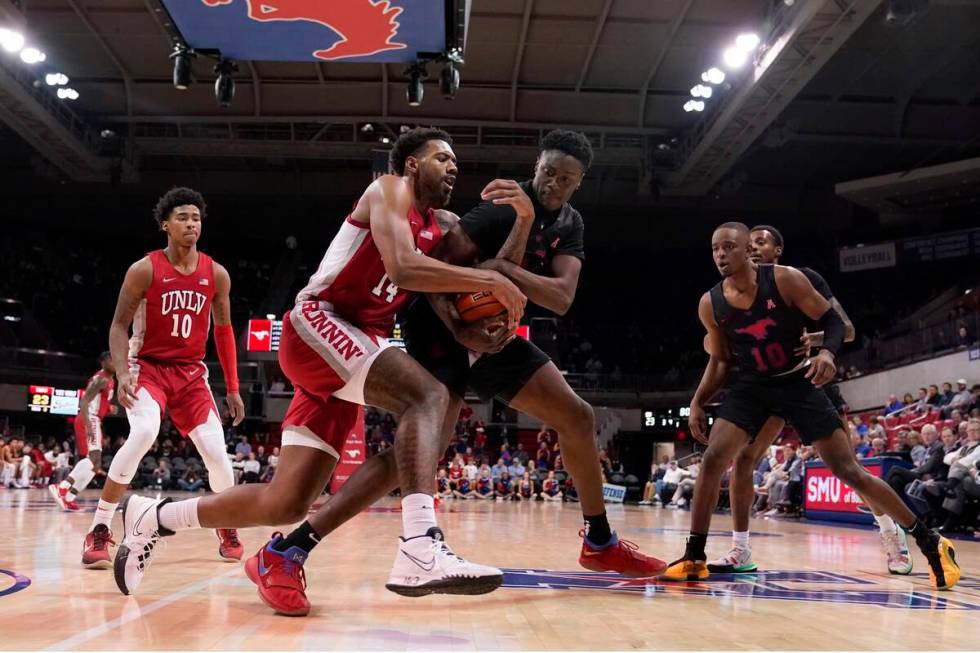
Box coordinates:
[81,524,115,569]
[217,528,244,561]
[578,529,667,577]
[65,499,81,511]
[244,533,311,617]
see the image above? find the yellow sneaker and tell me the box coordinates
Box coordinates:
[658,558,709,582]
[923,535,960,590]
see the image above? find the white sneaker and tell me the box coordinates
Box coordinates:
[880,527,913,575]
[113,495,173,595]
[385,527,503,597]
[707,546,758,573]
[638,500,651,505]
[48,484,68,511]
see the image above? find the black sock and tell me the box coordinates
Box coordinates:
[584,512,612,546]
[273,521,322,555]
[685,532,708,561]
[908,520,933,543]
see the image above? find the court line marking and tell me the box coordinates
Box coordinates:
[42,567,242,651]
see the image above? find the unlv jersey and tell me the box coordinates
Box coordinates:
[296,206,444,337]
[710,264,808,378]
[83,370,115,421]
[130,250,216,364]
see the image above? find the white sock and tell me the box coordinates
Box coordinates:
[158,498,201,531]
[874,513,898,534]
[733,530,750,549]
[91,499,118,531]
[59,479,71,491]
[401,493,437,539]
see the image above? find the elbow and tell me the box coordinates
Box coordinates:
[553,291,576,316]
[844,324,856,343]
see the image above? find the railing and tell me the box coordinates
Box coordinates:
[841,307,980,373]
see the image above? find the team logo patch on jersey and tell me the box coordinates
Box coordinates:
[734,317,777,341]
[551,237,561,248]
[766,298,776,310]
[500,569,980,610]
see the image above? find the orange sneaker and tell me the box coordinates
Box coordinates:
[217,528,243,561]
[81,524,115,569]
[658,557,709,582]
[244,533,311,617]
[578,530,667,577]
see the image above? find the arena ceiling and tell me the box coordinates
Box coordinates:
[1,0,979,209]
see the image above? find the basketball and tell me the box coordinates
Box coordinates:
[455,291,507,323]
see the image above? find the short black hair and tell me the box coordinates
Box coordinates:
[153,187,207,225]
[714,221,750,236]
[388,127,453,175]
[751,224,784,248]
[98,351,111,364]
[540,129,593,171]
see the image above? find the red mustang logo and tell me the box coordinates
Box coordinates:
[201,0,407,60]
[734,318,777,341]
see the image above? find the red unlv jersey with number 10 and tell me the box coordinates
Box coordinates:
[129,250,216,364]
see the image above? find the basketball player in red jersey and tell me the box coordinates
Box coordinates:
[115,128,529,605]
[79,188,245,570]
[49,352,115,511]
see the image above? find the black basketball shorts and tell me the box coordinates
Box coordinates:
[716,371,844,445]
[405,327,551,404]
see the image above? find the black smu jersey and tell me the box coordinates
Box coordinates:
[458,179,585,276]
[710,264,808,378]
[402,179,585,337]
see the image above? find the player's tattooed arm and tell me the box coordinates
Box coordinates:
[689,292,731,443]
[109,258,153,409]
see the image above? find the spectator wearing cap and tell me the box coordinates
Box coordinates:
[944,379,973,417]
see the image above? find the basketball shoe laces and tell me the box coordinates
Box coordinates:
[223,530,241,548]
[279,558,308,590]
[93,528,115,552]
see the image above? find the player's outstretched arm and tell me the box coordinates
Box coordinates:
[367,176,526,328]
[689,293,730,443]
[109,258,153,409]
[212,263,244,426]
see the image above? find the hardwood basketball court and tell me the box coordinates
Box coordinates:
[1,489,977,650]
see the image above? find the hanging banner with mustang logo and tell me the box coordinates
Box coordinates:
[330,406,366,494]
[161,0,447,63]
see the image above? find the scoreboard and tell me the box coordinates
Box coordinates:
[642,406,714,431]
[28,385,81,415]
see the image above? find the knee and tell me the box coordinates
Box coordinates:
[258,485,313,524]
[404,382,449,418]
[701,449,728,475]
[553,398,594,438]
[733,449,757,476]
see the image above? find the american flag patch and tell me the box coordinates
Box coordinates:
[199,278,209,286]
[420,230,433,240]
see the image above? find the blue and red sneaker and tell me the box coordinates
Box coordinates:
[578,529,667,578]
[244,532,311,616]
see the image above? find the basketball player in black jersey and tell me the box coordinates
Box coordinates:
[707,225,912,577]
[660,222,959,590]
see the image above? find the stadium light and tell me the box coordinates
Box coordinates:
[45,72,69,86]
[406,63,426,107]
[440,62,459,99]
[0,28,24,54]
[735,33,761,51]
[702,67,726,84]
[214,58,237,108]
[170,44,195,90]
[691,84,713,98]
[56,87,79,100]
[722,46,747,69]
[683,100,704,113]
[20,47,45,64]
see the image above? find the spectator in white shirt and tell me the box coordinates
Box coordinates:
[242,452,261,484]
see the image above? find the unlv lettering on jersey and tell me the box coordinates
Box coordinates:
[301,302,365,361]
[161,290,208,316]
